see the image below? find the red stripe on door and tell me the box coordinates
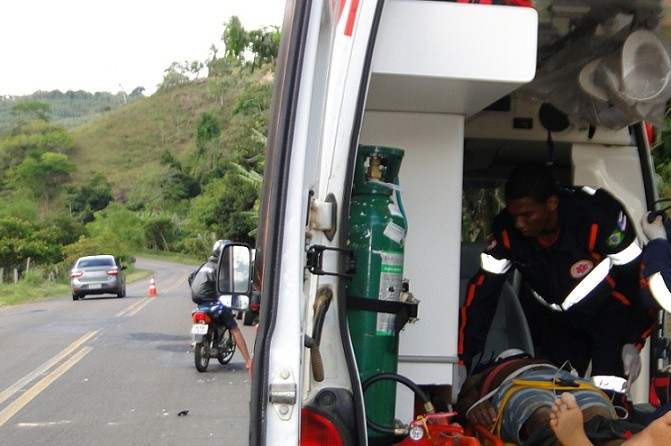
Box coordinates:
[344,0,360,36]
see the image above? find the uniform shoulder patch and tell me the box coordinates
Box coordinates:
[607,229,624,248]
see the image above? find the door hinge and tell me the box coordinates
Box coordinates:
[269,369,297,420]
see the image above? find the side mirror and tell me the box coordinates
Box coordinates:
[217,242,252,296]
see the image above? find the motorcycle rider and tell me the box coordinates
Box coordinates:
[191,239,252,371]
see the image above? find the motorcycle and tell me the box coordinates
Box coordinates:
[191,302,237,372]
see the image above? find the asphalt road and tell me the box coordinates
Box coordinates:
[0,257,255,446]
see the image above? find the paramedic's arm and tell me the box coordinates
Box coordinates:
[595,189,641,280]
[458,258,509,371]
[640,212,671,312]
[593,194,655,350]
[560,190,642,311]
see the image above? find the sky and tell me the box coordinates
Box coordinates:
[0,0,286,97]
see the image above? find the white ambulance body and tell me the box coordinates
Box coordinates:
[240,1,671,444]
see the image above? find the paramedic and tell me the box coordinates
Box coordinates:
[191,239,252,371]
[458,163,655,379]
[639,211,671,313]
[454,352,671,445]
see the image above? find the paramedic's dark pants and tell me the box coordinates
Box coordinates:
[524,296,651,377]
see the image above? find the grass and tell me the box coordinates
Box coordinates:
[0,280,71,307]
[0,249,201,308]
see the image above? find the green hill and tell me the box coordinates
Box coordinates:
[0,90,130,131]
[69,71,268,198]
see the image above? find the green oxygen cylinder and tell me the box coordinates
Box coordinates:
[346,145,406,440]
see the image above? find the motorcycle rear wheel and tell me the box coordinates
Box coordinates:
[217,328,237,364]
[195,340,210,372]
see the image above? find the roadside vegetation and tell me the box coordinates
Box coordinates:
[0,17,277,306]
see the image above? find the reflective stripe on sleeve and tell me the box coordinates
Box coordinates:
[608,240,641,266]
[529,289,563,312]
[480,253,512,275]
[560,258,611,310]
[648,272,671,312]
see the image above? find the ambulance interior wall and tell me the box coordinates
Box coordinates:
[359,110,464,422]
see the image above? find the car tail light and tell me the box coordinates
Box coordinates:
[300,409,344,446]
[192,312,211,324]
[70,272,83,278]
[107,270,119,276]
[250,303,260,311]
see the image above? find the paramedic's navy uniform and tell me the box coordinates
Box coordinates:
[458,187,655,377]
[640,236,671,312]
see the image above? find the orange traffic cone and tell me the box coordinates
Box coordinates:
[148,276,158,297]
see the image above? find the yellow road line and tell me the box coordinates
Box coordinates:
[115,296,152,317]
[0,331,98,407]
[125,297,153,317]
[115,270,190,317]
[0,346,93,427]
[149,271,190,294]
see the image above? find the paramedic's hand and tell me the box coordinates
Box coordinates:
[622,343,641,386]
[642,212,667,241]
[467,400,497,428]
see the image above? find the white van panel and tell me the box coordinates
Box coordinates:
[367,0,538,115]
[360,111,464,420]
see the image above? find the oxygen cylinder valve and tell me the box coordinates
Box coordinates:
[368,155,382,181]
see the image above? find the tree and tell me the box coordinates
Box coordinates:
[651,108,671,200]
[189,61,205,77]
[195,112,222,155]
[0,216,57,280]
[66,173,113,222]
[143,213,181,250]
[11,101,52,123]
[85,202,146,255]
[222,16,248,64]
[8,152,75,213]
[130,87,145,99]
[248,26,281,69]
[187,172,258,245]
[0,119,75,171]
[158,62,191,91]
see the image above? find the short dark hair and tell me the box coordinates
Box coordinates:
[505,163,557,203]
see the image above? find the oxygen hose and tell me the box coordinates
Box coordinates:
[361,372,435,436]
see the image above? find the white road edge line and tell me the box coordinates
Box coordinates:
[0,346,93,427]
[0,331,98,407]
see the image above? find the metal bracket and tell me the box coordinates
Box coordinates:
[269,369,297,420]
[306,245,356,278]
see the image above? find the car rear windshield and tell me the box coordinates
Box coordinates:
[77,258,115,268]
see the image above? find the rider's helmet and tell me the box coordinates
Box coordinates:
[212,239,229,258]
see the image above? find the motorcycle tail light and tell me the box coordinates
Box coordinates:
[192,313,211,324]
[300,408,344,446]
